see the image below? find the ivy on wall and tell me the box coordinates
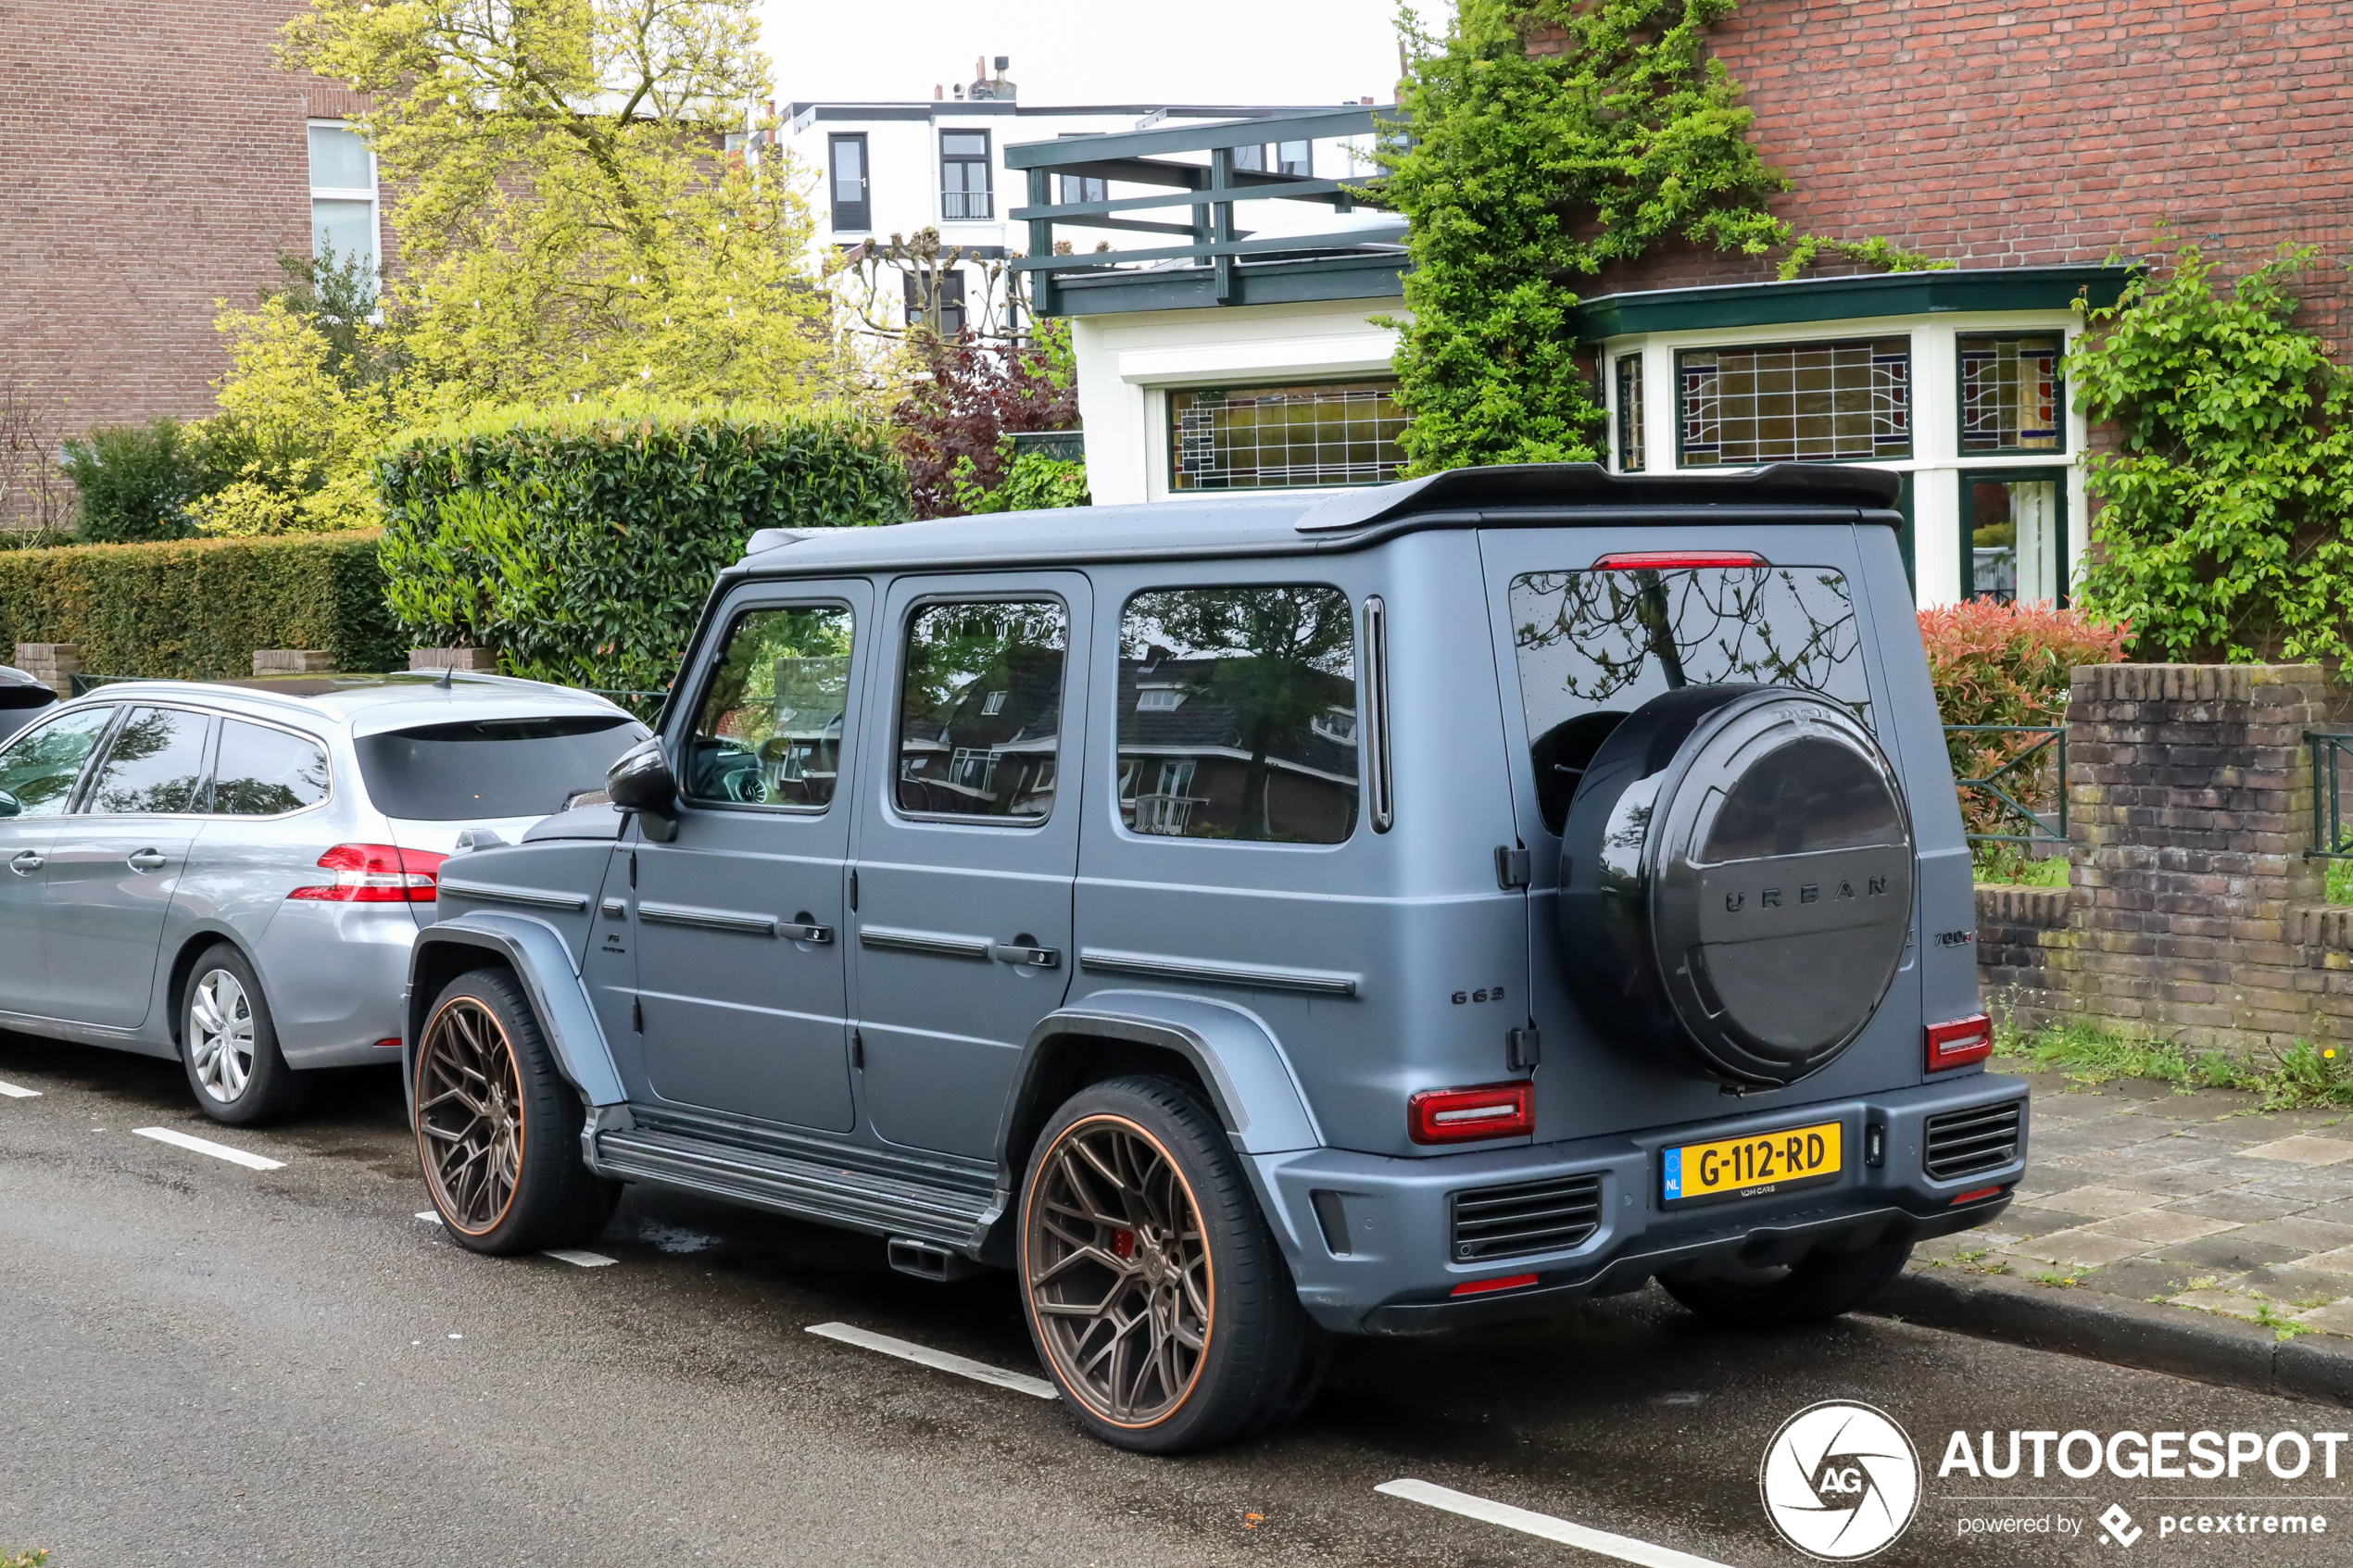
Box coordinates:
[2069,243,2353,664]
[1378,0,1942,475]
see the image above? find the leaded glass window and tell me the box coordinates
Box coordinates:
[1958,333,2063,453]
[1678,338,1911,466]
[1615,354,1645,472]
[1168,381,1405,491]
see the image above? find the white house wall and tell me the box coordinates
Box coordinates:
[1072,298,1407,506]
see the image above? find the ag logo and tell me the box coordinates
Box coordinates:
[1759,1400,1921,1561]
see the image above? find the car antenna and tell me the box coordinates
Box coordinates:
[434,666,454,690]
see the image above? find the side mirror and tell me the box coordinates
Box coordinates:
[0,790,18,819]
[606,737,679,842]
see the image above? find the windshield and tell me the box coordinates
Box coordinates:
[357,715,649,822]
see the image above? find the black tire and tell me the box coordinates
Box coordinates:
[1659,1237,1914,1328]
[1018,1075,1317,1453]
[413,968,618,1256]
[180,943,304,1126]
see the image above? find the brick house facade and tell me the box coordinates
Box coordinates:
[1,0,362,458]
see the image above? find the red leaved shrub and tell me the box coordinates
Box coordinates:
[890,335,1078,520]
[1918,598,2131,842]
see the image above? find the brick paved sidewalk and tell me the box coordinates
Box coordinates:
[1912,1067,2353,1336]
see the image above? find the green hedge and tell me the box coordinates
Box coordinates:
[377,400,911,693]
[0,531,403,679]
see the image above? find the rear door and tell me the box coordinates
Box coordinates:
[849,574,1088,1159]
[627,583,871,1132]
[43,703,214,1027]
[0,705,115,1015]
[1476,524,1913,1139]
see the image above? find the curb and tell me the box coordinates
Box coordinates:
[1878,1268,2353,1409]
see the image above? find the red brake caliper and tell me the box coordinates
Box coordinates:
[1112,1229,1137,1261]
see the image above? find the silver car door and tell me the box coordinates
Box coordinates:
[42,704,213,1028]
[0,705,116,1015]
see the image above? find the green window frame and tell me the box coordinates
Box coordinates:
[1957,332,2066,455]
[1959,468,2070,607]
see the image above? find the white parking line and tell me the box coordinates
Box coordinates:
[415,1211,441,1223]
[543,1248,617,1268]
[131,1125,285,1172]
[1377,1479,1737,1568]
[0,1081,40,1098]
[806,1322,1059,1400]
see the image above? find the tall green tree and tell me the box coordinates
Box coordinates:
[281,0,851,408]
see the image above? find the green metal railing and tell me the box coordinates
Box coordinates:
[1945,723,2068,847]
[2307,733,2353,859]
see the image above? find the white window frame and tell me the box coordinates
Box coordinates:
[307,119,382,276]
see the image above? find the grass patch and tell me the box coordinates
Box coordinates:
[1973,844,2069,885]
[1996,1019,2353,1110]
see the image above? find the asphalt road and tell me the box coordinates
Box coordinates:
[5,1030,2351,1568]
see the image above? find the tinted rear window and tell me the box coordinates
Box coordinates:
[1509,565,1870,834]
[357,715,648,821]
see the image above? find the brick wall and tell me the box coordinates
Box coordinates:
[1578,0,2353,347]
[1977,663,2353,1053]
[0,0,314,457]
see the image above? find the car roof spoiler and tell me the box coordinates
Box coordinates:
[1293,462,1903,533]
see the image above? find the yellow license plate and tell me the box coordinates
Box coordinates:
[1661,1120,1843,1207]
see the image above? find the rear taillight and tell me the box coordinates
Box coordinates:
[1926,1013,1994,1073]
[1408,1081,1534,1145]
[288,844,447,904]
[1592,550,1767,571]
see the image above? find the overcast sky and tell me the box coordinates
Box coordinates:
[757,0,1414,110]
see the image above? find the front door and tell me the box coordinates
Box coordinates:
[850,574,1088,1159]
[631,584,871,1132]
[0,705,116,1015]
[43,704,213,1027]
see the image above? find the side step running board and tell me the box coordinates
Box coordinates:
[595,1128,997,1249]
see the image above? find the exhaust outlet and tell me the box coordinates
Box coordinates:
[887,1237,980,1282]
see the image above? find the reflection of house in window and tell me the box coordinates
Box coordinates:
[1114,653,1359,841]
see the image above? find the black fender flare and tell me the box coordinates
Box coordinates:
[404,912,627,1115]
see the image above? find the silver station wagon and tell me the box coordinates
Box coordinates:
[0,675,646,1123]
[406,463,2028,1453]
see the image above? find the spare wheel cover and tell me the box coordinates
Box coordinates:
[1557,686,1915,1087]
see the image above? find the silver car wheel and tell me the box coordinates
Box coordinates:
[188,968,257,1103]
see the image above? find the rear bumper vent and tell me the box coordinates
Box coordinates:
[1924,1101,2023,1181]
[1450,1173,1603,1261]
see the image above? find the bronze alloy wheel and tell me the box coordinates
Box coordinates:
[416,997,526,1235]
[1024,1114,1214,1427]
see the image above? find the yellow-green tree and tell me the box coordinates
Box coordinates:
[281,0,848,408]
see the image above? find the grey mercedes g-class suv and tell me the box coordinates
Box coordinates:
[405,463,2025,1453]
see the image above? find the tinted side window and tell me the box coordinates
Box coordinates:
[685,605,854,809]
[211,720,331,816]
[86,706,212,815]
[1117,586,1359,844]
[0,707,114,818]
[1509,565,1870,834]
[896,600,1065,820]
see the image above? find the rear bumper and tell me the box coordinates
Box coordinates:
[1252,1073,2028,1336]
[257,900,418,1069]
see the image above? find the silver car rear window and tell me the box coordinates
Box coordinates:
[357,715,648,821]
